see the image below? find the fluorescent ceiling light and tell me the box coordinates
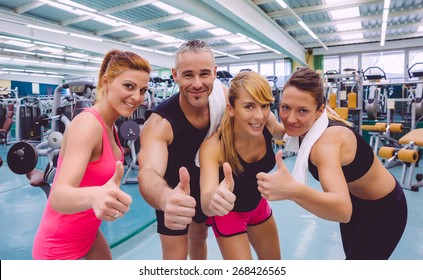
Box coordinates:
[154,35,179,44]
[38,53,65,59]
[40,61,64,66]
[336,22,362,31]
[275,0,288,9]
[208,28,231,36]
[27,24,67,34]
[40,0,85,14]
[34,41,66,48]
[3,49,36,55]
[0,36,31,42]
[3,67,24,72]
[57,0,97,12]
[341,33,363,40]
[298,20,317,39]
[213,49,240,59]
[69,33,103,42]
[9,72,29,75]
[38,47,63,54]
[380,0,391,46]
[240,45,261,50]
[153,50,174,56]
[152,2,181,14]
[128,26,151,36]
[3,40,35,48]
[225,37,249,44]
[25,70,45,73]
[330,7,360,20]
[131,45,154,52]
[64,57,88,62]
[183,16,211,27]
[14,59,40,64]
[66,52,89,58]
[418,26,423,32]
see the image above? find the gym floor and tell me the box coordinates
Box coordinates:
[0,143,422,260]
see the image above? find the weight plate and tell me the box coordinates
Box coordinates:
[7,142,38,174]
[119,120,140,141]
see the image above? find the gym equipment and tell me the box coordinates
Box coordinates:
[51,81,95,133]
[7,141,39,175]
[119,119,142,184]
[407,62,423,118]
[361,122,404,154]
[363,66,388,120]
[378,128,423,191]
[217,70,233,86]
[324,69,364,133]
[0,155,3,167]
[0,103,15,145]
[7,130,64,197]
[266,75,282,120]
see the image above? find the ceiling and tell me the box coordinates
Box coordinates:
[0,0,422,80]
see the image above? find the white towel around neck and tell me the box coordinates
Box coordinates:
[283,109,328,184]
[194,79,226,167]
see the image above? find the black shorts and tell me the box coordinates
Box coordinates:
[156,184,207,236]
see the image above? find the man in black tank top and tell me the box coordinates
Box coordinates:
[138,40,227,260]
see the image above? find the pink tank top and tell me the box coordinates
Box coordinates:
[32,108,124,260]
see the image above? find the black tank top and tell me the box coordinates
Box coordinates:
[151,93,209,190]
[308,120,374,183]
[219,127,275,212]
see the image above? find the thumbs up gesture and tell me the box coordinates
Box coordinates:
[94,161,133,221]
[209,162,236,216]
[163,167,196,230]
[257,150,296,201]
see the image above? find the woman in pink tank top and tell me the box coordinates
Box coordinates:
[32,50,151,260]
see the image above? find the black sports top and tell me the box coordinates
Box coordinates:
[219,127,275,212]
[308,120,374,183]
[150,93,209,190]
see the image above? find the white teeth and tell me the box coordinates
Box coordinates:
[251,124,261,128]
[123,101,135,108]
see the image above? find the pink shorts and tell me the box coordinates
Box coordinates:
[206,198,272,237]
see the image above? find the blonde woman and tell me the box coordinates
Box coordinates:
[199,71,285,259]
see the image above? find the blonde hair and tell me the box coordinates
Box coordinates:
[218,71,274,176]
[96,49,151,103]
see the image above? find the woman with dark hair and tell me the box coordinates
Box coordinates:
[33,49,151,260]
[257,67,407,260]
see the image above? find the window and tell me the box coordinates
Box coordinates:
[341,55,358,72]
[259,61,274,76]
[324,56,339,74]
[229,63,258,76]
[362,51,405,81]
[408,49,423,79]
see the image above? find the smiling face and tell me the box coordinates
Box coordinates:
[172,50,216,110]
[279,85,324,138]
[229,87,271,136]
[103,69,150,118]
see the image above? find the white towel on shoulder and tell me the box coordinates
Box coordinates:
[283,109,328,184]
[195,79,226,167]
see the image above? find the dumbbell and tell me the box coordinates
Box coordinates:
[7,131,63,175]
[119,120,141,141]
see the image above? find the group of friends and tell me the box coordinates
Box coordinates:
[31,39,408,260]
